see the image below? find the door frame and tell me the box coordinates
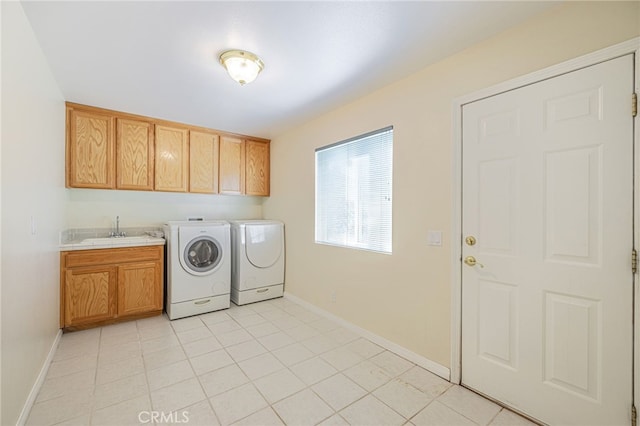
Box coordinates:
[450,37,640,409]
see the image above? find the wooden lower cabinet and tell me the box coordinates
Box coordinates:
[61,245,164,330]
[64,266,117,326]
[118,261,162,316]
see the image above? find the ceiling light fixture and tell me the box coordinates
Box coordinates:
[219,49,264,86]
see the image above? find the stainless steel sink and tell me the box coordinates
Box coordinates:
[77,236,165,248]
[82,236,150,244]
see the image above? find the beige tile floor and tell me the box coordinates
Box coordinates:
[27,297,537,426]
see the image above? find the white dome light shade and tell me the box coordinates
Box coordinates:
[219,50,264,85]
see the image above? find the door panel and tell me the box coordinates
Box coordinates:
[544,147,601,264]
[461,54,633,425]
[477,279,518,370]
[543,292,600,400]
[478,158,517,255]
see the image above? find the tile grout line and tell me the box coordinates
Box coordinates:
[137,317,162,426]
[220,303,399,425]
[219,306,290,425]
[88,327,103,425]
[186,315,227,426]
[35,299,529,426]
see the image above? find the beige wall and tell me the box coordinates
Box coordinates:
[1,1,637,422]
[65,190,263,229]
[263,1,640,369]
[0,3,265,423]
[1,2,67,424]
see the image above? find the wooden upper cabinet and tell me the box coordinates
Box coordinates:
[155,125,189,192]
[67,108,115,188]
[117,118,154,190]
[190,131,219,194]
[219,136,245,195]
[65,103,270,196]
[246,140,270,196]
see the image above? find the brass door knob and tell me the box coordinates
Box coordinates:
[465,236,476,246]
[464,256,484,268]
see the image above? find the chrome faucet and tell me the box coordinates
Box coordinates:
[110,215,126,238]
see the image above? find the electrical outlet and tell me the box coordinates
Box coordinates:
[330,290,337,303]
[427,230,443,246]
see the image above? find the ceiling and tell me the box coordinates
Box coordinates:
[21,1,559,139]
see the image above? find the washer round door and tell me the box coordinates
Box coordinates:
[180,236,223,276]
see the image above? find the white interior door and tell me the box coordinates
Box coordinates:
[461,54,634,425]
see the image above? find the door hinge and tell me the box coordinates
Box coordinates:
[632,249,638,274]
[632,404,637,426]
[633,92,638,117]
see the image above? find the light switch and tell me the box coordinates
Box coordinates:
[427,230,442,246]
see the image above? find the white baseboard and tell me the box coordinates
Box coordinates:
[17,329,63,426]
[283,292,450,381]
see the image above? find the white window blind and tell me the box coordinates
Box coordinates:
[315,126,393,253]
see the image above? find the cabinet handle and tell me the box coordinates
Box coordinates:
[257,288,269,293]
[194,299,211,305]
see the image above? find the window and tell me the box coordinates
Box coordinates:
[315,126,393,253]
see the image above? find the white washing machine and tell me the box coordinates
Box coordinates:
[230,220,285,305]
[164,220,231,319]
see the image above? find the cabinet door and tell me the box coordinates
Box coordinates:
[155,125,189,192]
[67,108,115,188]
[117,118,154,190]
[219,136,245,194]
[117,261,163,316]
[190,131,219,194]
[64,266,117,326]
[245,140,270,196]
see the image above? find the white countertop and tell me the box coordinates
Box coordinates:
[60,235,166,251]
[60,227,166,251]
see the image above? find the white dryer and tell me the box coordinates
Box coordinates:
[164,220,230,320]
[230,220,285,305]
